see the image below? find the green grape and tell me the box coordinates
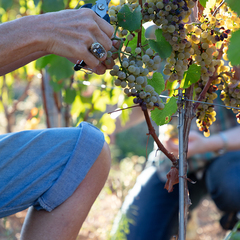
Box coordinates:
[139,91,147,99]
[115,79,122,86]
[125,47,132,53]
[145,85,154,93]
[127,34,134,41]
[128,65,136,73]
[142,54,150,63]
[121,81,127,88]
[113,65,119,71]
[146,48,154,56]
[136,76,144,84]
[128,82,135,88]
[127,75,135,82]
[124,88,130,95]
[105,59,112,65]
[122,61,129,68]
[153,55,161,64]
[118,71,126,79]
[135,47,142,54]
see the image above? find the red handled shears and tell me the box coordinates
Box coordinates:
[74,0,111,71]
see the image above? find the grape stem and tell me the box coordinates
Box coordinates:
[137,0,142,48]
[108,104,140,114]
[142,108,178,166]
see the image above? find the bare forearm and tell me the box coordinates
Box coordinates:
[200,125,240,154]
[0,51,47,76]
[0,15,45,69]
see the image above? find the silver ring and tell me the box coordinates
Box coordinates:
[90,42,106,59]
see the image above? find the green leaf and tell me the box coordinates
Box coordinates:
[49,79,64,92]
[151,96,177,126]
[117,5,142,32]
[46,55,74,81]
[199,0,207,7]
[33,0,40,7]
[226,0,240,16]
[227,30,240,66]
[165,80,179,97]
[0,0,13,11]
[180,64,201,89]
[41,0,67,12]
[35,55,55,70]
[64,88,76,104]
[148,29,172,59]
[147,72,165,95]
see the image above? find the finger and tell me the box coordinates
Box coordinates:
[80,48,101,69]
[94,14,114,39]
[92,63,107,75]
[102,57,115,69]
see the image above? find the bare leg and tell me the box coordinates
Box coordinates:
[20,142,111,240]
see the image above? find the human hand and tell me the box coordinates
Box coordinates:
[92,40,121,74]
[187,130,208,157]
[165,130,208,158]
[39,8,114,70]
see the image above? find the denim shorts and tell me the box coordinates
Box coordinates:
[0,122,105,218]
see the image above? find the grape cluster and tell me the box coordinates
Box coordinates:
[219,73,240,118]
[195,82,218,137]
[108,0,139,25]
[109,46,164,110]
[142,0,194,26]
[143,0,196,82]
[187,15,232,136]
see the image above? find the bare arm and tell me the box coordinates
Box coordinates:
[0,51,47,76]
[165,125,240,158]
[0,8,114,76]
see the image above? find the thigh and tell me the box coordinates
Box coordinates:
[206,150,240,212]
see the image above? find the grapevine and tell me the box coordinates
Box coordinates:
[107,0,240,140]
[105,1,240,236]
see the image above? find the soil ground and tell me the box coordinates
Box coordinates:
[0,190,228,240]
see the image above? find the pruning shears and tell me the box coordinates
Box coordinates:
[74,0,111,71]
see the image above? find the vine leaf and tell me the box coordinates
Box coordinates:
[147,72,165,95]
[64,88,76,104]
[36,55,74,81]
[41,0,68,12]
[226,0,240,16]
[0,0,13,10]
[33,0,40,6]
[164,167,179,192]
[228,30,240,66]
[180,64,201,89]
[49,78,65,92]
[151,96,177,126]
[148,29,172,59]
[198,0,207,7]
[117,5,142,32]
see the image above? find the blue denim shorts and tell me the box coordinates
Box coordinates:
[0,122,105,218]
